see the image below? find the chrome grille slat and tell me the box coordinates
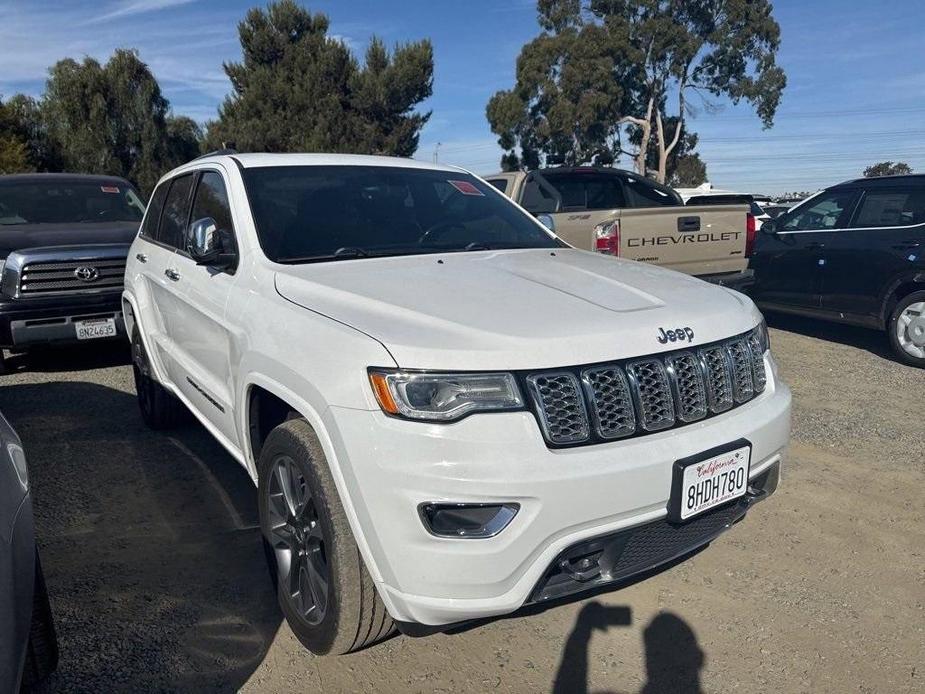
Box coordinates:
[746,333,767,392]
[700,346,734,413]
[526,372,589,444]
[666,352,707,422]
[727,339,755,403]
[625,359,675,432]
[525,328,769,447]
[581,366,636,439]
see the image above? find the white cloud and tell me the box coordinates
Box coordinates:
[0,1,239,123]
[85,0,198,24]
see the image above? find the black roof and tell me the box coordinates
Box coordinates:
[0,172,133,186]
[538,166,636,176]
[832,173,925,189]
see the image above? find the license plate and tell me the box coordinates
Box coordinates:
[670,441,751,522]
[75,318,117,340]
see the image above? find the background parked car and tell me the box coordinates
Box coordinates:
[750,174,925,367]
[0,174,145,370]
[0,410,57,692]
[485,168,754,288]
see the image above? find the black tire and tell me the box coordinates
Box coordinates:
[887,290,925,368]
[131,327,187,429]
[21,553,58,689]
[257,418,394,655]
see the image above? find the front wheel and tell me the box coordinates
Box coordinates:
[257,418,394,655]
[888,290,925,368]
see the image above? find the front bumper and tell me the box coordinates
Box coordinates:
[0,292,125,348]
[326,358,791,626]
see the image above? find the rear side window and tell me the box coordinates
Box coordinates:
[852,188,925,227]
[520,176,558,214]
[139,183,168,240]
[157,174,195,249]
[486,178,508,194]
[542,173,626,211]
[190,172,234,235]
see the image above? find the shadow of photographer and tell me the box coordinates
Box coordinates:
[553,602,705,694]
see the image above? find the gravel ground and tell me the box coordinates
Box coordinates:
[2,312,922,694]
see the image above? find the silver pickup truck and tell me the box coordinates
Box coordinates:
[486,167,755,288]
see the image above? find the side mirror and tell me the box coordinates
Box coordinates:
[187,217,236,269]
[536,213,556,232]
[761,219,777,234]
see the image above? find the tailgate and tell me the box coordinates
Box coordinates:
[617,204,749,277]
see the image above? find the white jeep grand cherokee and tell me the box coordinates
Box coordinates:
[123,153,791,655]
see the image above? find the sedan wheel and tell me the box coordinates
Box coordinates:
[895,300,925,359]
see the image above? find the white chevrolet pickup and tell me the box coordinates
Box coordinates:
[122,153,791,655]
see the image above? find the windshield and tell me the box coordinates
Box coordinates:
[0,180,145,225]
[241,166,563,263]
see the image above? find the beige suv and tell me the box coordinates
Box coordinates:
[486,167,755,288]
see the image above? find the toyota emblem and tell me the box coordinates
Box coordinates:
[74,266,99,282]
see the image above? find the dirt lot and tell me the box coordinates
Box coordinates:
[2,313,922,694]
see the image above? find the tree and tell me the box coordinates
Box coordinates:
[0,94,60,171]
[207,1,433,156]
[166,115,203,163]
[671,153,707,187]
[628,114,707,186]
[863,161,912,177]
[0,134,30,174]
[488,0,785,182]
[41,49,200,195]
[486,11,635,169]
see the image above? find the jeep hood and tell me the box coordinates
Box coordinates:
[274,248,761,371]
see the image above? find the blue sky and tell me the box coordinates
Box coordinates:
[2,0,925,194]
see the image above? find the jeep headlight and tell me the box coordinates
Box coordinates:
[368,370,523,421]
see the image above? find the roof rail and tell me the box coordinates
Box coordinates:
[191,147,238,161]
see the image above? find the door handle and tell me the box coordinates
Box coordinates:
[164,268,181,281]
[892,242,921,250]
[805,242,825,250]
[135,253,147,263]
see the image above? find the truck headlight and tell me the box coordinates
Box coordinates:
[368,370,524,421]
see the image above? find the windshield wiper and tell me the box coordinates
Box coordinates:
[334,246,370,258]
[278,247,372,264]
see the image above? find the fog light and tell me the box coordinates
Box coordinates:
[419,502,519,539]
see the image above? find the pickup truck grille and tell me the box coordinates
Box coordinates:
[525,328,767,447]
[18,259,126,296]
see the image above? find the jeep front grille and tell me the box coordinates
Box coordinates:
[525,328,768,447]
[18,259,126,296]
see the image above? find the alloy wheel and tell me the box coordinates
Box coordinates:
[896,301,925,359]
[266,455,329,625]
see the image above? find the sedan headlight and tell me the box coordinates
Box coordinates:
[368,370,524,422]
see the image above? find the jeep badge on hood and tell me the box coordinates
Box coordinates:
[657,326,695,344]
